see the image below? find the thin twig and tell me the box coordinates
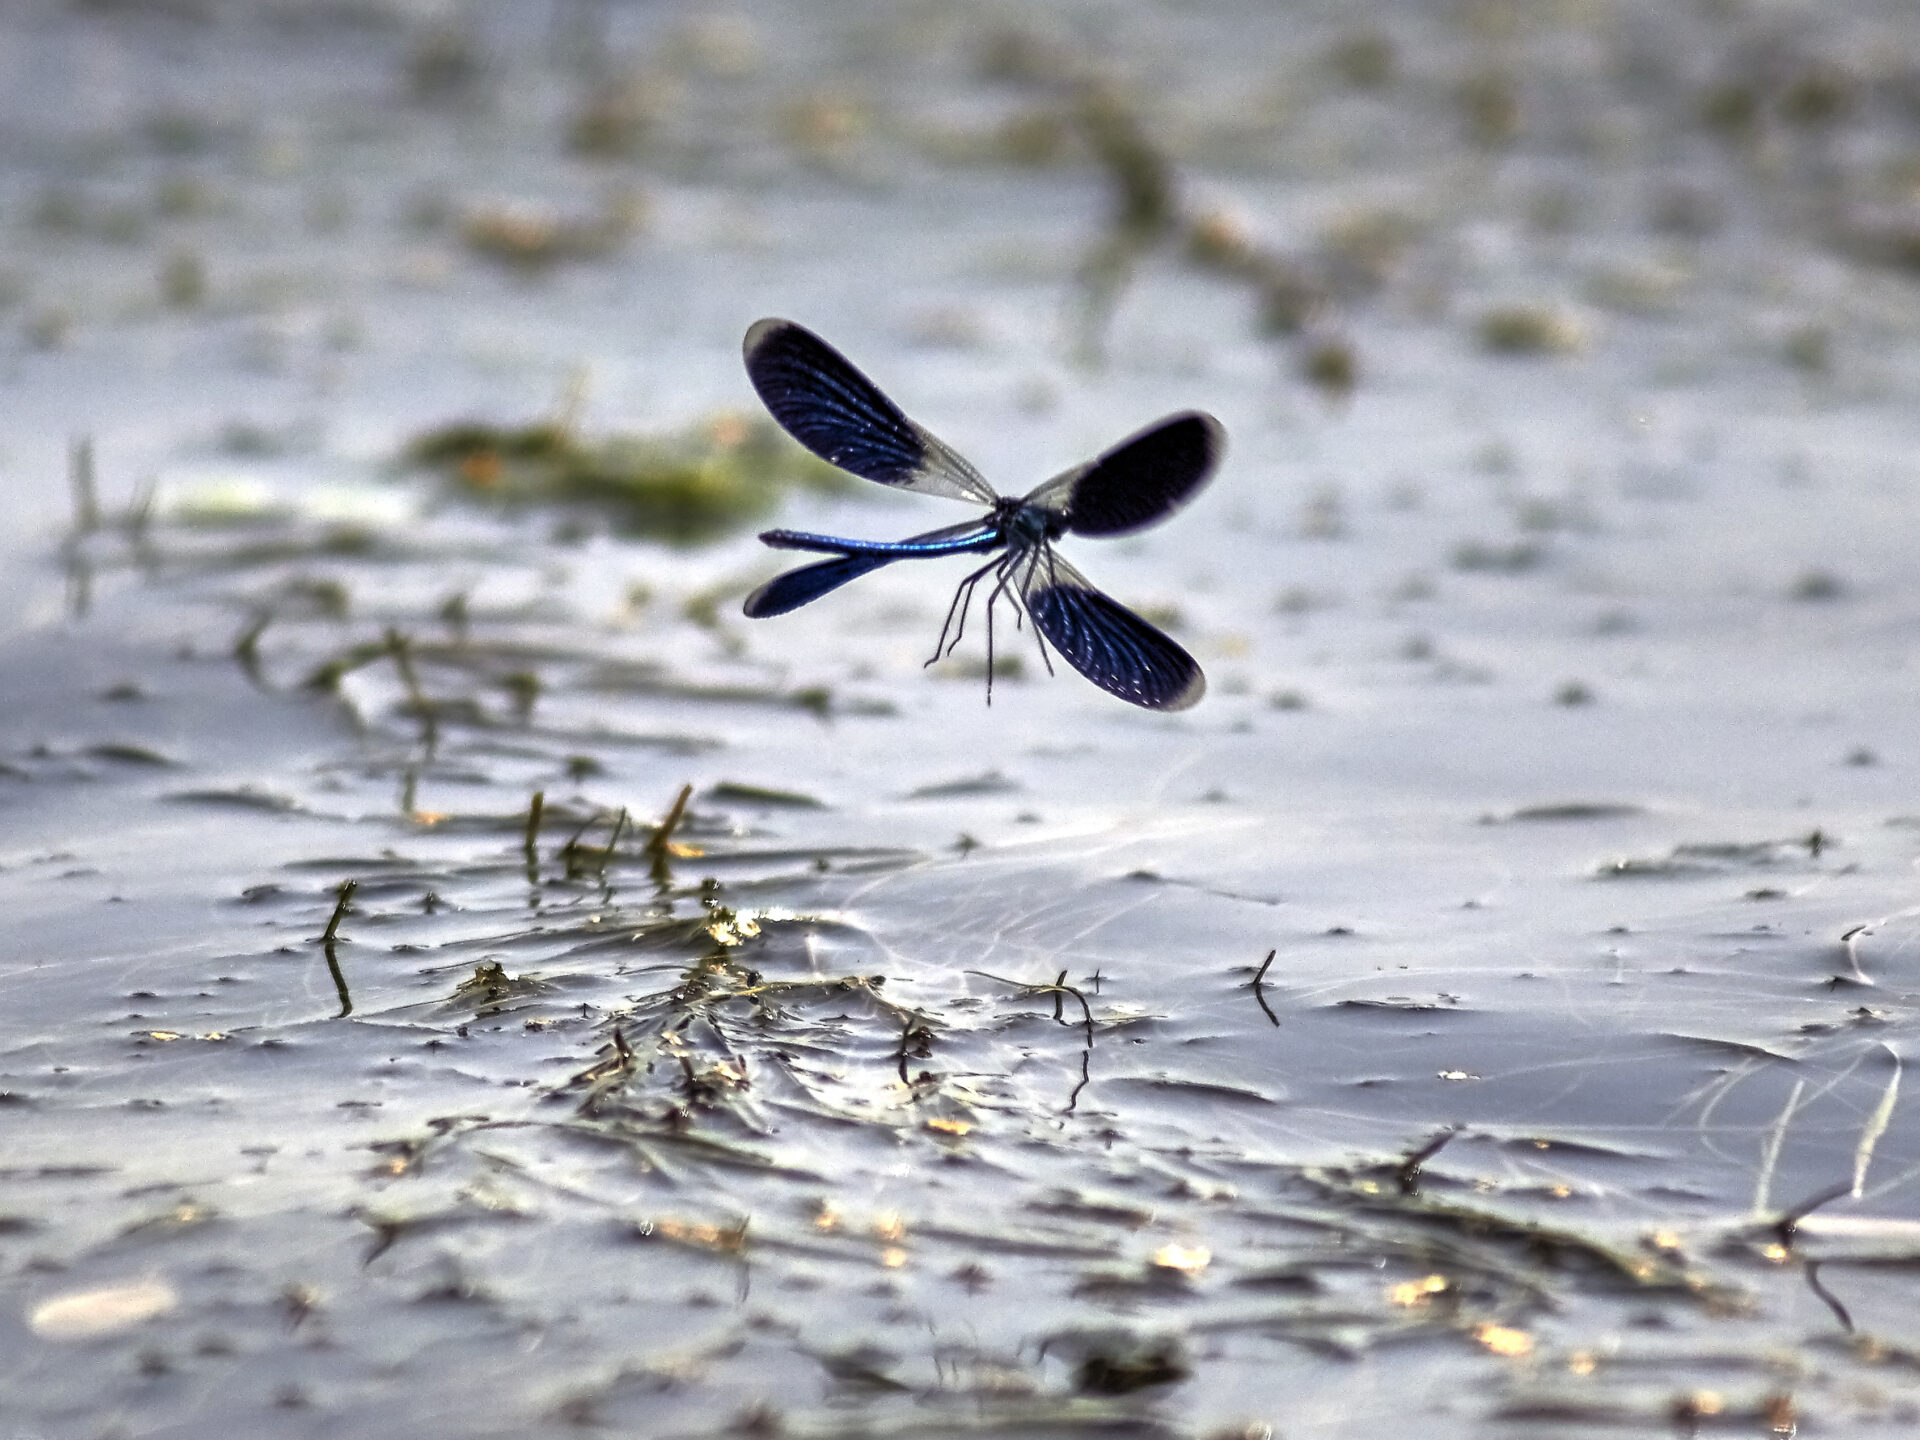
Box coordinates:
[233,609,272,688]
[1248,948,1279,1027]
[1774,1180,1853,1251]
[124,478,157,565]
[1804,1260,1854,1333]
[69,436,99,534]
[523,790,545,864]
[966,968,1095,1046]
[646,782,695,885]
[384,627,438,753]
[646,783,694,859]
[1397,1126,1460,1196]
[321,879,357,944]
[1065,1045,1092,1115]
[324,941,353,1018]
[598,807,630,876]
[895,1019,934,1086]
[560,807,604,878]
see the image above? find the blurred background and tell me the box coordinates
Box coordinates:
[8,0,1920,520]
[10,3,1920,1437]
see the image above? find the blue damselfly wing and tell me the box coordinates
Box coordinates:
[742,520,1001,618]
[1014,549,1206,711]
[743,552,895,618]
[743,319,995,504]
[1024,411,1224,536]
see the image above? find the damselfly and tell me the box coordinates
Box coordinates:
[740,319,1224,711]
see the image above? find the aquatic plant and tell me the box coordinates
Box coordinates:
[402,410,853,543]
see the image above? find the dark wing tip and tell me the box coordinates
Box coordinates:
[743,550,891,618]
[743,317,798,367]
[1186,410,1227,466]
[742,318,847,403]
[1125,642,1205,711]
[1061,410,1228,538]
[1155,664,1207,712]
[743,569,817,619]
[1164,408,1226,442]
[1025,579,1207,711]
[1150,411,1228,489]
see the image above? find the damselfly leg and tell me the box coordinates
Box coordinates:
[992,548,1057,679]
[927,554,1002,668]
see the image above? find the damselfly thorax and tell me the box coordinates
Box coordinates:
[996,497,1063,550]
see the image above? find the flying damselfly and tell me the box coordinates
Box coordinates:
[740,318,1224,711]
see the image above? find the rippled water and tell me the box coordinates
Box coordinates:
[9,2,1920,1436]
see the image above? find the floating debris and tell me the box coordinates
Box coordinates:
[1477,303,1589,356]
[1326,29,1396,89]
[460,190,645,271]
[401,411,850,543]
[1065,1331,1191,1395]
[568,74,668,159]
[707,781,825,809]
[159,250,205,307]
[31,1280,178,1340]
[1491,802,1643,824]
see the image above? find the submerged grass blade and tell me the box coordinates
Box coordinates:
[1853,1045,1902,1199]
[1750,1078,1807,1221]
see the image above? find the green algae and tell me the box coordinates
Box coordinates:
[402,411,855,544]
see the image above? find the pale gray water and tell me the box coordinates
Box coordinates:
[7,2,1920,1436]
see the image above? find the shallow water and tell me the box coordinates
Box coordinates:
[9,2,1920,1436]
